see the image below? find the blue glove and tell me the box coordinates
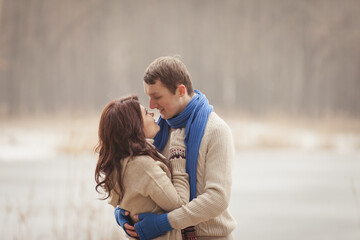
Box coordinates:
[134,213,173,240]
[114,206,133,237]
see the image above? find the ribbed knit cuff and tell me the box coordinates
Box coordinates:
[159,213,173,232]
[170,158,186,173]
[167,211,181,230]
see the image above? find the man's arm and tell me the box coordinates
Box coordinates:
[167,122,234,229]
[135,120,235,238]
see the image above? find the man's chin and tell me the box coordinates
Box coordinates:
[161,112,176,120]
[160,113,169,119]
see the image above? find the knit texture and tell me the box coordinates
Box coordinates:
[108,140,189,240]
[135,213,173,240]
[154,90,213,200]
[161,112,237,239]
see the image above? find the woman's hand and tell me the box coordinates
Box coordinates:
[122,210,138,238]
[114,207,138,238]
[124,223,138,238]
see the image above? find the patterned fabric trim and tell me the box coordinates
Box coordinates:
[169,148,186,160]
[181,226,197,240]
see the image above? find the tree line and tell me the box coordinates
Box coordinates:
[0,0,359,117]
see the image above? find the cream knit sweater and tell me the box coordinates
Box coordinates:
[108,140,189,240]
[162,112,237,239]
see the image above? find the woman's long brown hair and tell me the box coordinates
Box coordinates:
[95,96,171,201]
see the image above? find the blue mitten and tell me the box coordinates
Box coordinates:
[114,206,133,237]
[134,213,173,240]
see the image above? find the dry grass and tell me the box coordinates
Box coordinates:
[220,111,360,152]
[1,112,360,239]
[0,157,126,240]
[1,111,360,157]
[55,117,99,155]
[0,113,126,239]
[0,113,99,156]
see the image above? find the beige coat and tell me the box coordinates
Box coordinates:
[108,145,189,240]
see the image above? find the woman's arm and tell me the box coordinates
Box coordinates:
[113,129,189,238]
[135,128,189,211]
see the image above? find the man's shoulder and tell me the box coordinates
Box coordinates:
[200,111,234,152]
[202,111,232,143]
[206,111,231,132]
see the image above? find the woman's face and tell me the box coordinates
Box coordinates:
[141,105,160,138]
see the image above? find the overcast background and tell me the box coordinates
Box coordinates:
[1,0,360,239]
[1,0,360,117]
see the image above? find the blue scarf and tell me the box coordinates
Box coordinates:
[154,90,213,200]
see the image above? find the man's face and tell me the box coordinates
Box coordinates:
[143,80,182,119]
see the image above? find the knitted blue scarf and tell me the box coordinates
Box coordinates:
[154,90,213,200]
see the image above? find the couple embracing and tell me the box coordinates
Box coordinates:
[95,56,237,240]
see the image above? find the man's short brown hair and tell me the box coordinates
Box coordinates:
[144,56,194,95]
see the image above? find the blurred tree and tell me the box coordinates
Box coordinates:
[0,0,359,117]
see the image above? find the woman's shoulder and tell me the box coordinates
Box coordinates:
[129,155,156,165]
[127,155,169,173]
[123,155,171,183]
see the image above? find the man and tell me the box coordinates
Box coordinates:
[115,56,237,239]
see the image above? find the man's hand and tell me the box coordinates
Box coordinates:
[114,207,138,238]
[134,213,173,240]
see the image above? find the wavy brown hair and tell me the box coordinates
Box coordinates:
[95,95,171,201]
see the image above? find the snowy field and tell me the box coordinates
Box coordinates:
[1,115,360,239]
[231,150,360,240]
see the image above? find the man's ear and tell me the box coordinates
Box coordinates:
[177,84,186,97]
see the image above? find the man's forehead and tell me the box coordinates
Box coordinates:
[144,85,157,95]
[144,81,166,95]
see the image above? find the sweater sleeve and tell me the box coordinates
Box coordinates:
[167,122,235,229]
[132,156,189,212]
[107,189,120,208]
[169,158,190,207]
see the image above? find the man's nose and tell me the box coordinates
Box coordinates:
[149,99,157,109]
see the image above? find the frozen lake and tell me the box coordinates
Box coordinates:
[231,150,360,240]
[0,150,360,239]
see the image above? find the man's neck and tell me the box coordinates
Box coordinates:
[176,92,194,115]
[185,93,195,104]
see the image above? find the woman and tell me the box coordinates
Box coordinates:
[95,96,191,240]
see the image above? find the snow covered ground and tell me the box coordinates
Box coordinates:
[1,115,360,239]
[231,150,360,240]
